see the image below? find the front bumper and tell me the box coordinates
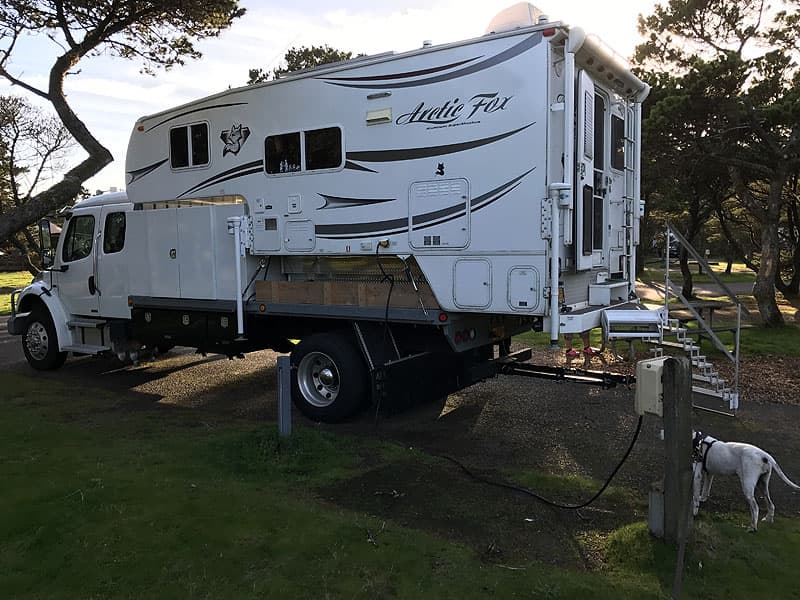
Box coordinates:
[7,312,30,336]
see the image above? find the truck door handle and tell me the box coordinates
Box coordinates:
[88,275,96,295]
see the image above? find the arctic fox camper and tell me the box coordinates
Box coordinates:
[8,4,649,421]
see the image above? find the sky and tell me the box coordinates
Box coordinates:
[1,0,657,194]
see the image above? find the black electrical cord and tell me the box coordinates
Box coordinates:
[439,415,643,510]
[373,243,396,424]
[244,257,274,301]
[375,243,395,327]
[242,262,264,299]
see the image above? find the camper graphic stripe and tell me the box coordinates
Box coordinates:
[144,102,248,132]
[322,56,481,82]
[343,161,378,173]
[318,195,395,209]
[323,33,542,89]
[178,160,263,197]
[346,122,534,163]
[315,168,534,239]
[126,158,168,184]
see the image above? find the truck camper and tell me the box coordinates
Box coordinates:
[9,4,650,421]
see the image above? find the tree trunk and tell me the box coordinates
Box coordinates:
[777,195,800,298]
[0,49,113,244]
[753,177,786,327]
[679,248,694,298]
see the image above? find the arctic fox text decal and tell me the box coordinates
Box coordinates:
[396,93,513,128]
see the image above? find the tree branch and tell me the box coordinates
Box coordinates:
[719,155,775,177]
[55,0,77,48]
[0,66,50,100]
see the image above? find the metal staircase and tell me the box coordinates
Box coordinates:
[648,224,749,413]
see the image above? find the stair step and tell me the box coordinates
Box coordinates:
[692,385,731,399]
[62,344,110,354]
[655,340,700,351]
[692,374,725,385]
[67,319,107,328]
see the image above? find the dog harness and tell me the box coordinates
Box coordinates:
[692,432,717,472]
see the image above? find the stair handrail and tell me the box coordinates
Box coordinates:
[666,222,752,316]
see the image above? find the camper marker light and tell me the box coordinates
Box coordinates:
[438,313,448,322]
[137,125,144,131]
[259,304,266,312]
[542,27,556,37]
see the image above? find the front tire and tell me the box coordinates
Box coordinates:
[290,332,368,423]
[22,308,67,370]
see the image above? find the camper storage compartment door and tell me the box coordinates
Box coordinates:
[409,179,469,250]
[145,208,180,298]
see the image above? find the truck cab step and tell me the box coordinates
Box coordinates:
[62,344,110,355]
[67,318,107,328]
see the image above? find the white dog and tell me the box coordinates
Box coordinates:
[692,431,800,531]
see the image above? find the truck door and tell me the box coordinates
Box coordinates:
[56,209,101,317]
[96,206,131,318]
[574,71,608,270]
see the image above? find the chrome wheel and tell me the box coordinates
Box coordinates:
[25,321,50,361]
[297,351,340,408]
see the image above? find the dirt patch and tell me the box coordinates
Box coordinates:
[318,458,642,570]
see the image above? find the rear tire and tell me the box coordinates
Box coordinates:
[22,308,67,370]
[290,332,368,423]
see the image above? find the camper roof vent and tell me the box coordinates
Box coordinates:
[485,3,546,34]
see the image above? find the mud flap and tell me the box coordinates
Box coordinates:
[371,349,497,416]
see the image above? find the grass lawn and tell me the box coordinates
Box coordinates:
[515,325,800,358]
[0,270,33,316]
[2,372,799,599]
[641,261,756,285]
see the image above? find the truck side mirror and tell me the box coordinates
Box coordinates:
[38,219,53,267]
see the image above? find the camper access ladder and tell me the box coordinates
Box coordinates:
[649,224,748,412]
[622,102,641,284]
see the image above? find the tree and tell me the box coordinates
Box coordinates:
[248,44,354,84]
[0,0,246,244]
[0,95,75,272]
[637,68,735,297]
[635,0,800,326]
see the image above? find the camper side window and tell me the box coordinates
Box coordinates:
[170,123,210,169]
[305,127,342,171]
[62,215,96,262]
[103,212,126,254]
[265,133,301,174]
[611,115,625,171]
[593,95,605,171]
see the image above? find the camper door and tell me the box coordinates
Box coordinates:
[574,71,607,271]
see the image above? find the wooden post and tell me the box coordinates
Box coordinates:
[662,356,693,544]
